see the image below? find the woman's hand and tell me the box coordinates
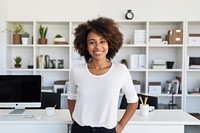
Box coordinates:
[115,122,124,133]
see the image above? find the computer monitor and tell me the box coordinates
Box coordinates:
[0,75,41,114]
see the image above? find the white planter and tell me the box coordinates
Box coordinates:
[54,38,66,42]
[22,37,29,45]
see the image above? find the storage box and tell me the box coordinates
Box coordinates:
[54,80,67,93]
[149,36,162,44]
[152,60,166,65]
[128,54,138,69]
[134,30,146,44]
[138,54,146,69]
[167,29,183,44]
[133,80,141,93]
[188,34,200,45]
[149,82,162,94]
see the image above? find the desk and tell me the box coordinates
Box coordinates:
[0,109,71,133]
[0,109,199,133]
[120,110,200,133]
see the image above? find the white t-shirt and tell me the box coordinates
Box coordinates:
[68,62,138,129]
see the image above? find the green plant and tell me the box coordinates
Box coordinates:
[12,24,23,34]
[22,32,30,38]
[39,25,48,39]
[14,56,22,65]
[55,34,63,38]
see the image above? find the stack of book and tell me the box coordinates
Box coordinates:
[152,60,166,69]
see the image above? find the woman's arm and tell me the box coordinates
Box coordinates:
[116,101,138,133]
[68,99,76,122]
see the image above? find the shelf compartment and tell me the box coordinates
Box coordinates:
[36,47,70,69]
[36,71,69,87]
[118,21,147,45]
[35,21,70,45]
[149,21,184,45]
[7,21,34,44]
[148,47,183,69]
[7,47,33,69]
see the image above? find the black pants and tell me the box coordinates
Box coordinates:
[71,121,116,133]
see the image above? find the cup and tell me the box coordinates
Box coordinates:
[140,104,149,116]
[166,61,174,69]
[45,107,56,116]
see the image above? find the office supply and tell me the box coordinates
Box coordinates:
[0,114,34,120]
[137,94,158,109]
[149,82,162,94]
[139,96,144,104]
[188,34,200,45]
[45,107,56,116]
[140,104,149,116]
[133,80,141,93]
[189,57,200,69]
[128,54,138,69]
[0,75,41,114]
[138,54,146,69]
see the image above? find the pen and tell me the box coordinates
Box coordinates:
[139,96,143,104]
[144,97,148,105]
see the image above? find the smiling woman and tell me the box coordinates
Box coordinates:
[68,17,138,133]
[73,17,123,63]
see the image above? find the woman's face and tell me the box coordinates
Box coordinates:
[87,31,109,61]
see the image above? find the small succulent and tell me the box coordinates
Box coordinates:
[22,32,30,38]
[14,56,22,65]
[55,34,63,38]
[39,25,48,39]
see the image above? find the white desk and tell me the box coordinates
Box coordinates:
[0,109,71,133]
[119,110,200,133]
[0,109,199,133]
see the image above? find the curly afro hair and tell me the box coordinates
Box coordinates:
[73,17,123,63]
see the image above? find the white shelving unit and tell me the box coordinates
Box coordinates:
[185,21,200,113]
[4,20,200,113]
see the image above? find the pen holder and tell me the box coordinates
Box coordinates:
[45,107,56,116]
[140,104,149,116]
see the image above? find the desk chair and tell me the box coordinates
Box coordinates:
[119,93,158,109]
[41,92,61,109]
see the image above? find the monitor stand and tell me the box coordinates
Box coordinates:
[9,109,25,114]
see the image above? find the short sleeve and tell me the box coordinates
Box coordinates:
[121,66,138,103]
[67,69,78,100]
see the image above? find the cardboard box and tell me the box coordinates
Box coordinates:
[167,29,183,44]
[172,29,183,44]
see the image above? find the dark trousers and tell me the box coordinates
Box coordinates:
[71,121,116,133]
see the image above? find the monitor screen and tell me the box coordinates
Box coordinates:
[0,75,41,111]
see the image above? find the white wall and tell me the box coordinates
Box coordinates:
[6,0,200,21]
[0,0,8,74]
[1,0,200,74]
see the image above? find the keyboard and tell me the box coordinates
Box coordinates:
[0,114,34,120]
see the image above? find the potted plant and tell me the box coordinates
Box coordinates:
[54,34,67,44]
[12,24,23,44]
[38,25,48,44]
[14,56,22,68]
[21,32,30,45]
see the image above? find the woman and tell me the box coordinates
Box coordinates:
[68,17,138,133]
